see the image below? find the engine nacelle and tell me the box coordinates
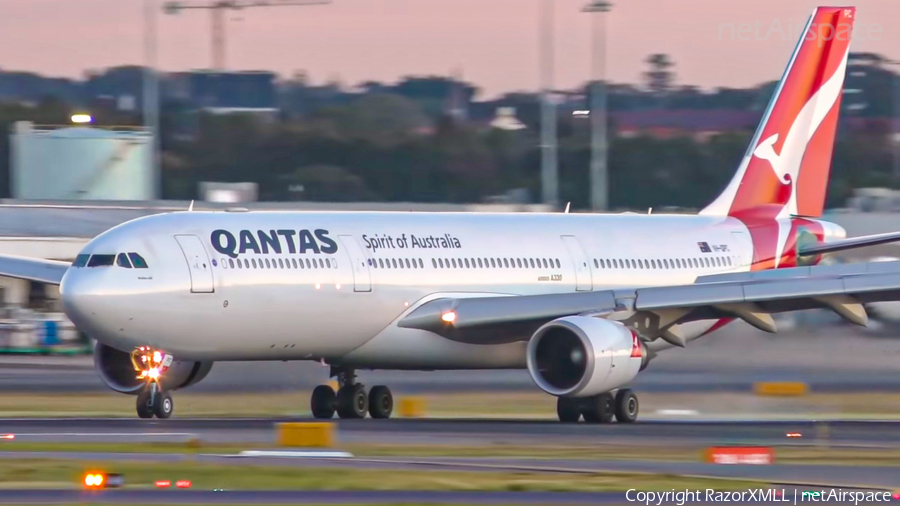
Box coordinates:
[93,343,213,394]
[526,316,644,398]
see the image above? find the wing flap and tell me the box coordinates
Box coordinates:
[0,255,69,285]
[401,260,900,345]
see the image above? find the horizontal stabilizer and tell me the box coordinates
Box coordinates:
[800,230,900,256]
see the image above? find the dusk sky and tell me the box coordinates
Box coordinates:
[0,0,896,98]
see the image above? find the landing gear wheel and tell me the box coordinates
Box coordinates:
[336,384,368,419]
[557,397,581,423]
[368,385,393,419]
[311,385,337,419]
[615,389,639,423]
[154,392,174,419]
[582,393,615,423]
[136,390,154,419]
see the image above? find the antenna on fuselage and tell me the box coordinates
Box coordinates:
[648,207,653,214]
[188,200,194,212]
[564,202,571,214]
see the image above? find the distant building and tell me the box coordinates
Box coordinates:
[169,71,278,114]
[490,107,526,131]
[612,109,760,141]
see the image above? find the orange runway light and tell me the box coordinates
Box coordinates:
[786,432,802,438]
[1,434,14,439]
[82,471,123,489]
[83,473,105,489]
[155,480,171,488]
[176,480,192,488]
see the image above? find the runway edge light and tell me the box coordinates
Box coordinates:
[82,471,124,489]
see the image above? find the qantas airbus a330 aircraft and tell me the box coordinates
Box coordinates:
[5,6,899,422]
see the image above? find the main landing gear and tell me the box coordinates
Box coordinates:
[556,389,639,423]
[311,368,393,419]
[131,347,174,419]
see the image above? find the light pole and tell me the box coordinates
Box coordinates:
[143,0,161,199]
[539,0,558,207]
[583,0,611,211]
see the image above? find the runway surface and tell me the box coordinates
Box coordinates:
[1,449,899,489]
[3,419,900,503]
[0,489,649,505]
[2,418,900,446]
[1,488,893,505]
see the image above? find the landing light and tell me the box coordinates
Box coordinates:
[71,113,93,124]
[441,312,456,323]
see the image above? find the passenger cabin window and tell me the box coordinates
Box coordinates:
[116,253,133,268]
[87,254,115,267]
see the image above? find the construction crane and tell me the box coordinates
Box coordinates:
[163,0,330,71]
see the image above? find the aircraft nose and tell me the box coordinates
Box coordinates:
[61,271,116,341]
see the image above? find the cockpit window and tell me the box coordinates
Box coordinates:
[72,254,90,268]
[128,253,148,269]
[116,253,133,268]
[87,254,115,267]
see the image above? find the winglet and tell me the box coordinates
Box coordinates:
[188,200,194,212]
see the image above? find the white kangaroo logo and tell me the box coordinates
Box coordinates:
[753,48,849,268]
[751,49,849,215]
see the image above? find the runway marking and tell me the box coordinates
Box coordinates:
[238,450,354,458]
[4,432,197,437]
[655,409,700,416]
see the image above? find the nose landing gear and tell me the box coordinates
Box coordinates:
[310,367,394,420]
[136,384,173,419]
[131,347,175,419]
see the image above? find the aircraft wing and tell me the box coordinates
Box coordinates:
[0,255,70,285]
[399,260,900,346]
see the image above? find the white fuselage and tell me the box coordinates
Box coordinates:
[60,211,769,369]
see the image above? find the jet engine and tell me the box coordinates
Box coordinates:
[93,343,213,394]
[526,316,646,398]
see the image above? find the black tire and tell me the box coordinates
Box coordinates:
[311,385,336,419]
[582,393,614,423]
[336,384,368,419]
[154,392,173,419]
[557,397,581,423]
[136,390,154,419]
[368,385,393,419]
[615,389,639,423]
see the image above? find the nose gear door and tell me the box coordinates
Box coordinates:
[174,235,214,293]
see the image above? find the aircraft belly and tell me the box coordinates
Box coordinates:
[338,326,527,370]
